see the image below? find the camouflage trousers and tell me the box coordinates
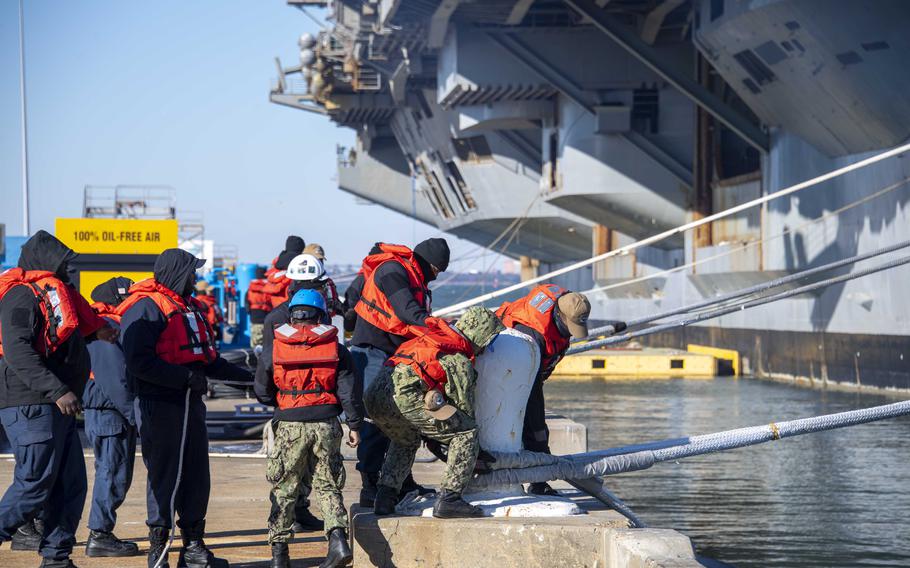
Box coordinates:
[364,366,479,494]
[249,323,264,349]
[266,419,347,542]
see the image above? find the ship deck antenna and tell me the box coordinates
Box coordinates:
[18,0,31,236]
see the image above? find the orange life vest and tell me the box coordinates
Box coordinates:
[354,243,429,338]
[263,267,291,309]
[496,284,570,372]
[386,319,474,391]
[324,277,340,317]
[196,293,223,328]
[120,279,218,366]
[246,278,272,312]
[91,301,124,324]
[0,269,97,358]
[271,323,340,409]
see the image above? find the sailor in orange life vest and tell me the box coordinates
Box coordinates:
[262,235,307,310]
[193,280,224,341]
[286,253,343,323]
[364,307,505,518]
[0,230,118,568]
[254,289,363,568]
[256,254,343,533]
[496,285,624,496]
[246,265,271,349]
[120,248,253,568]
[350,238,451,507]
[83,277,141,558]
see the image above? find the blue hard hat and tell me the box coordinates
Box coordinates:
[289,288,327,313]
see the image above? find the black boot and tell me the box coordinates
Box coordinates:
[11,518,42,551]
[177,520,228,568]
[318,528,353,568]
[373,484,399,516]
[85,529,140,557]
[358,471,379,508]
[38,558,78,568]
[292,507,324,533]
[148,526,171,568]
[432,490,483,519]
[399,473,435,499]
[527,482,559,496]
[270,542,290,568]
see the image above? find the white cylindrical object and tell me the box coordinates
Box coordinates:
[473,328,540,453]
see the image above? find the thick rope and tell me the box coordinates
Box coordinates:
[471,399,910,489]
[568,254,910,354]
[584,239,910,338]
[434,142,910,316]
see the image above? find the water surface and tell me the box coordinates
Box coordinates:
[544,378,910,567]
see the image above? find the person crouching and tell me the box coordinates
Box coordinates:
[364,307,504,518]
[255,289,363,568]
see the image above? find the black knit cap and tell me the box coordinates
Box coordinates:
[414,238,450,272]
[275,235,306,270]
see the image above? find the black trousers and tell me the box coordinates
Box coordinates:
[137,395,210,529]
[522,373,550,454]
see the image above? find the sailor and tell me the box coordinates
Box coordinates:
[496,285,608,495]
[194,280,224,341]
[255,256,332,533]
[255,289,363,568]
[286,253,341,323]
[263,236,306,309]
[302,243,344,318]
[0,230,118,568]
[246,266,271,349]
[351,238,450,506]
[120,248,253,568]
[364,307,504,518]
[83,277,140,558]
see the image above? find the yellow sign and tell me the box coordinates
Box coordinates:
[55,218,178,255]
[77,270,151,300]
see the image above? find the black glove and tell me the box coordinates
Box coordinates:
[612,321,627,334]
[188,370,208,393]
[473,449,497,475]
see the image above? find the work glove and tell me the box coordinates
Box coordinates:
[188,370,208,393]
[612,321,627,334]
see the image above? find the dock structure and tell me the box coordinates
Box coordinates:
[0,413,702,567]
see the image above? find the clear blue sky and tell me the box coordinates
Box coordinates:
[0,0,495,268]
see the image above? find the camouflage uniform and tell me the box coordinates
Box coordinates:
[266,419,347,542]
[364,307,504,494]
[249,323,264,349]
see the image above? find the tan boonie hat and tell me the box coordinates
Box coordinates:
[556,292,590,338]
[194,280,213,293]
[303,243,326,260]
[424,388,457,420]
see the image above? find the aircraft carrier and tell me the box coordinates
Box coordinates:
[270,0,910,391]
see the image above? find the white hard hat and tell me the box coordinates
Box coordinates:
[287,253,325,281]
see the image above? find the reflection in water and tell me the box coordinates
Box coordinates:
[544,378,910,568]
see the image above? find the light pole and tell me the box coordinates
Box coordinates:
[18,0,31,236]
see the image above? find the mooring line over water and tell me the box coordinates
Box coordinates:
[582,238,910,338]
[567,254,910,355]
[434,142,910,316]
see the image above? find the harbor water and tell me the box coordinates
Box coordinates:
[545,377,910,568]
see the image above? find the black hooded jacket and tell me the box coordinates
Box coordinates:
[0,231,91,408]
[350,252,435,355]
[121,249,252,401]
